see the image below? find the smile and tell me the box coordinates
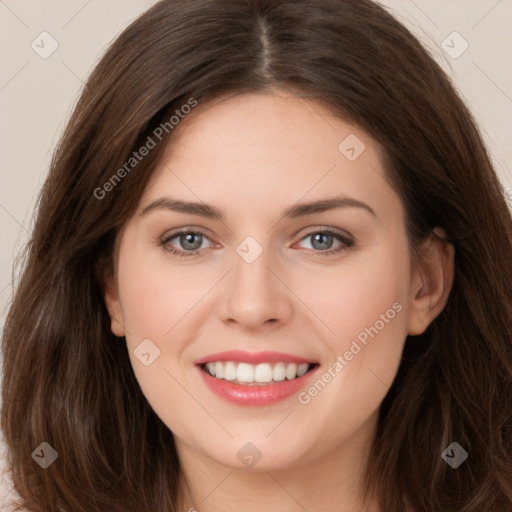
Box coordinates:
[201,361,313,384]
[194,350,319,406]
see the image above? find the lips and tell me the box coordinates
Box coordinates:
[194,350,319,406]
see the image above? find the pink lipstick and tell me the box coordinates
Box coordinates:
[194,350,319,406]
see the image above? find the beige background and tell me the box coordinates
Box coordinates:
[1,0,511,506]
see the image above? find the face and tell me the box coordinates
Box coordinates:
[104,91,449,472]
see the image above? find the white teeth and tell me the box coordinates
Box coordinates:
[297,363,309,377]
[236,363,254,383]
[223,361,237,381]
[254,363,273,383]
[204,361,312,384]
[286,363,298,380]
[273,362,286,381]
[214,362,224,379]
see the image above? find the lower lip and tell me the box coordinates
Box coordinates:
[197,365,318,406]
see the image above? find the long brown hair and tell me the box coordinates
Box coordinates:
[2,0,511,510]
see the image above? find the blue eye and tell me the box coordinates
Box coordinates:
[296,229,354,255]
[159,228,354,257]
[160,230,212,256]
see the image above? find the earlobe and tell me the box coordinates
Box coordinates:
[103,278,126,337]
[407,228,455,335]
[110,317,126,338]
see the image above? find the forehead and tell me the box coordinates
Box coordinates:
[166,91,371,163]
[140,91,400,222]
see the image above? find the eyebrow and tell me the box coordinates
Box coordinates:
[140,196,377,220]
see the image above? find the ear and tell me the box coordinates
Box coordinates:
[407,228,455,335]
[103,274,126,338]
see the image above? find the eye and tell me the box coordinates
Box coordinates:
[295,229,354,256]
[159,227,354,258]
[160,229,213,256]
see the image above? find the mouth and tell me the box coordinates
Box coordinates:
[199,361,318,385]
[194,350,320,406]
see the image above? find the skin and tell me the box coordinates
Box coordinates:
[104,90,454,512]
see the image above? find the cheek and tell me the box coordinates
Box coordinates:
[115,244,217,410]
[117,246,204,341]
[115,249,205,429]
[294,235,411,420]
[295,277,407,435]
[303,239,410,354]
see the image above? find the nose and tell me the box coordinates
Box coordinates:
[218,246,293,331]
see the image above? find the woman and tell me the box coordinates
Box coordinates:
[2,0,511,511]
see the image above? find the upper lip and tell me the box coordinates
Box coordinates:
[194,350,317,365]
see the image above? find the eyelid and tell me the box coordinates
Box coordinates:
[160,226,216,243]
[161,225,353,242]
[292,225,354,242]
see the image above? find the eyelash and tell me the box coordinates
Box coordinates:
[159,228,354,258]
